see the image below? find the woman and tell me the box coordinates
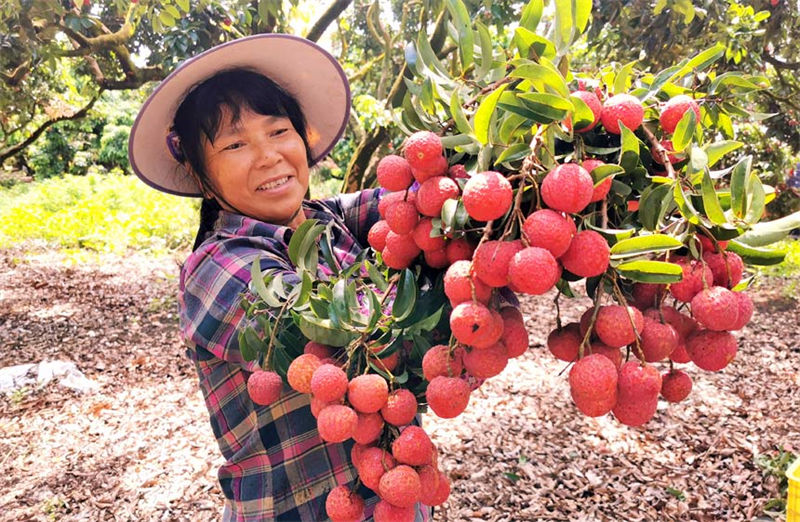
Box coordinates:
[129,34,431,521]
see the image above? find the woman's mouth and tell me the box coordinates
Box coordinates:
[256,176,291,191]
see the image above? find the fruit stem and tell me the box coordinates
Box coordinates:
[264,296,293,370]
[553,292,562,330]
[641,123,678,180]
[579,279,606,358]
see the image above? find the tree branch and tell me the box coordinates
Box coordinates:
[1,60,31,86]
[763,52,800,71]
[305,0,353,42]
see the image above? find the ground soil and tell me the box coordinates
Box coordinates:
[1,249,798,521]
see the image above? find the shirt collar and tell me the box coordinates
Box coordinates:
[214,200,337,243]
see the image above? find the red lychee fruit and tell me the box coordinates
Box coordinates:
[304,341,336,359]
[411,156,449,183]
[381,389,418,426]
[358,447,396,490]
[368,220,391,252]
[443,260,492,306]
[462,171,513,221]
[385,231,421,260]
[582,158,613,203]
[691,286,740,331]
[347,374,389,413]
[570,90,602,132]
[601,93,644,134]
[368,344,400,372]
[412,218,446,252]
[310,364,349,402]
[373,500,415,522]
[547,323,582,362]
[569,353,618,417]
[698,234,728,253]
[612,361,662,427]
[426,376,471,418]
[686,329,738,371]
[659,94,701,134]
[416,176,460,217]
[378,191,415,218]
[287,353,322,394]
[445,238,475,264]
[590,341,623,369]
[703,251,744,289]
[631,283,665,309]
[385,200,419,235]
[472,240,523,287]
[560,230,610,277]
[325,485,365,522]
[416,465,441,505]
[594,305,644,348]
[522,209,576,258]
[382,246,412,270]
[448,163,469,180]
[423,248,449,268]
[507,247,561,295]
[404,131,443,172]
[426,471,451,506]
[378,465,422,508]
[730,291,753,330]
[579,307,596,338]
[311,396,333,418]
[377,155,414,191]
[500,307,529,358]
[670,343,692,364]
[639,316,679,362]
[317,404,358,442]
[668,257,713,302]
[392,426,434,466]
[422,344,464,380]
[541,163,594,214]
[463,343,508,379]
[660,369,693,403]
[247,370,284,406]
[449,301,499,348]
[353,412,385,445]
[350,443,370,470]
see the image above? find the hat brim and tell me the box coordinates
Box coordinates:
[128,34,351,197]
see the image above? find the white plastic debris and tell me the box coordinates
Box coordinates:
[0,360,100,394]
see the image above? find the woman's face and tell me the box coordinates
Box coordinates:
[202,106,310,228]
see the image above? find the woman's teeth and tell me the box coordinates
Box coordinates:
[257,177,290,191]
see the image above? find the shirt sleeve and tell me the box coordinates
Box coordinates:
[326,188,382,247]
[179,236,301,369]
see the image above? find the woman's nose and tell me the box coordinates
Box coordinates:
[255,141,281,168]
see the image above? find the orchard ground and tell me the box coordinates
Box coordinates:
[0,248,798,521]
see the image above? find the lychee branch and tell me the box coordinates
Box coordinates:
[641,124,678,180]
[610,275,646,364]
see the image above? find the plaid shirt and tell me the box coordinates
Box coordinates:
[179,189,432,521]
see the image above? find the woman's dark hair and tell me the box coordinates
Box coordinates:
[171,68,312,251]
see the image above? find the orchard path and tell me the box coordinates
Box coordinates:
[0,250,798,521]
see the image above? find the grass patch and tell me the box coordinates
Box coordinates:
[757,238,800,278]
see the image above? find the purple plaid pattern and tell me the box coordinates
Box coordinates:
[179,189,432,521]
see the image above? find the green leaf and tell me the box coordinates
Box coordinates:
[238,329,258,362]
[309,297,329,319]
[613,61,637,95]
[570,94,596,131]
[444,0,474,73]
[297,315,356,347]
[553,0,575,53]
[513,28,556,61]
[416,30,450,78]
[672,108,696,152]
[726,240,786,266]
[704,140,743,168]
[730,156,752,219]
[295,272,313,308]
[673,43,726,83]
[615,260,684,283]
[619,122,641,173]
[392,269,417,321]
[165,5,181,18]
[475,84,508,145]
[449,89,472,136]
[700,169,727,225]
[610,234,684,258]
[737,210,800,247]
[288,219,319,266]
[674,182,702,225]
[574,0,592,33]
[644,64,682,99]
[365,260,389,291]
[496,143,531,164]
[176,0,190,12]
[158,10,176,27]
[590,164,624,184]
[517,92,573,121]
[296,224,325,274]
[638,183,673,231]
[520,0,544,32]
[474,21,494,80]
[744,173,766,225]
[510,61,570,98]
[250,257,273,303]
[331,279,351,326]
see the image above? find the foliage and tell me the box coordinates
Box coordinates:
[755,445,797,516]
[0,170,197,253]
[758,238,800,278]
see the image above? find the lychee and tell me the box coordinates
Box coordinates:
[507,247,561,295]
[568,353,618,417]
[378,465,422,508]
[368,344,400,372]
[500,307,529,358]
[547,323,582,362]
[462,171,513,221]
[698,234,728,253]
[449,301,500,348]
[404,131,443,173]
[651,139,685,165]
[353,412,385,445]
[631,283,665,309]
[422,344,464,380]
[325,485,365,522]
[416,465,441,505]
[310,364,348,402]
[448,163,469,180]
[304,341,336,359]
[443,260,492,305]
[358,447,396,490]
[382,246,412,270]
[730,291,753,330]
[381,389,418,426]
[287,353,322,394]
[686,329,738,371]
[601,93,644,134]
[639,316,679,362]
[541,163,594,213]
[412,218,446,252]
[570,90,602,132]
[522,209,576,258]
[347,374,389,413]
[317,404,358,442]
[463,342,508,379]
[560,230,610,277]
[391,426,434,466]
[423,248,449,268]
[703,251,744,289]
[612,361,662,427]
[416,176,460,217]
[247,370,284,405]
[445,238,475,264]
[373,500,415,522]
[690,286,740,331]
[472,240,523,287]
[385,231,421,261]
[594,305,644,348]
[377,155,414,191]
[426,471,451,506]
[582,158,614,203]
[660,369,693,403]
[411,155,448,183]
[590,341,622,369]
[659,94,701,134]
[426,376,471,418]
[669,257,713,302]
[311,396,333,418]
[385,200,419,235]
[378,191,416,219]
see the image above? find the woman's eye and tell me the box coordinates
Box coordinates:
[272,128,289,137]
[224,142,244,151]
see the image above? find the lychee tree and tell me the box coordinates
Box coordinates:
[237,1,800,518]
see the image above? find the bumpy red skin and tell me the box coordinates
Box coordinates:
[311,396,333,418]
[443,260,493,306]
[691,286,741,331]
[660,94,701,134]
[392,426,434,466]
[378,465,422,508]
[594,305,645,348]
[373,500,415,522]
[462,171,513,222]
[500,307,529,358]
[547,323,582,362]
[325,485,365,522]
[631,283,665,310]
[381,389,418,426]
[730,291,754,330]
[661,370,693,403]
[560,230,610,277]
[385,231,421,260]
[378,191,416,219]
[612,361,662,427]
[600,93,644,134]
[310,364,349,402]
[353,412,385,445]
[541,163,594,214]
[657,305,697,363]
[686,329,738,371]
[317,404,358,442]
[579,307,596,338]
[426,376,471,418]
[507,247,561,295]
[385,201,419,235]
[382,246,412,270]
[347,374,389,413]
[571,90,602,132]
[669,257,713,302]
[448,163,469,180]
[404,131,442,170]
[358,447,397,490]
[522,209,576,258]
[698,234,728,253]
[422,344,464,380]
[463,342,508,379]
[423,248,449,269]
[569,354,618,417]
[287,353,322,394]
[304,341,336,359]
[702,251,744,289]
[450,301,499,348]
[582,159,613,202]
[639,316,679,362]
[426,471,451,506]
[247,371,284,405]
[445,238,475,264]
[411,156,448,183]
[412,218,446,252]
[377,154,414,191]
[415,176,460,217]
[590,341,622,369]
[472,240,524,287]
[416,465,441,506]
